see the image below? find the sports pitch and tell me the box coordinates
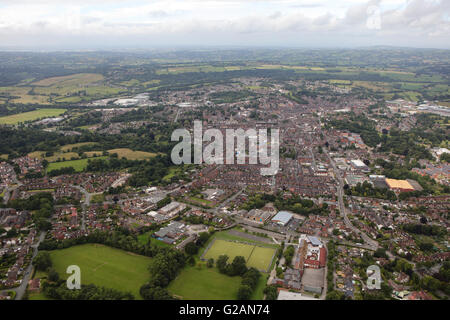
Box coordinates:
[202,239,276,272]
[48,244,152,299]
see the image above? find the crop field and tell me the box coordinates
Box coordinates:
[107,148,157,160]
[0,108,66,125]
[46,156,108,173]
[202,239,276,272]
[47,244,152,299]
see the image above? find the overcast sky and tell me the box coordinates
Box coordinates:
[0,0,448,50]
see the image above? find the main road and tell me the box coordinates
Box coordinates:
[325,150,378,251]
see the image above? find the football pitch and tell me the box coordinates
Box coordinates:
[202,239,276,272]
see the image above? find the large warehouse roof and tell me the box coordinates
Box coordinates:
[271,211,293,225]
[385,178,414,190]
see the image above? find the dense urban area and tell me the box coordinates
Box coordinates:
[0,48,449,301]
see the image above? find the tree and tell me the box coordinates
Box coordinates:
[184,242,199,255]
[237,285,252,300]
[263,285,278,300]
[206,258,214,268]
[48,268,60,282]
[216,255,229,274]
[34,251,52,271]
[230,256,247,276]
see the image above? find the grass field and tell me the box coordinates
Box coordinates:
[203,239,276,271]
[47,156,108,173]
[48,244,152,299]
[32,73,104,86]
[107,148,157,160]
[0,108,66,125]
[167,265,242,300]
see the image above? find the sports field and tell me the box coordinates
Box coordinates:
[47,156,108,173]
[0,108,66,125]
[167,265,242,300]
[48,244,152,299]
[202,239,276,272]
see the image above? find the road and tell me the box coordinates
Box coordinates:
[70,185,91,231]
[325,150,379,251]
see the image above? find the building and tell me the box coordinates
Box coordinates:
[246,209,273,224]
[277,289,319,300]
[271,211,293,226]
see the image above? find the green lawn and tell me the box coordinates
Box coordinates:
[203,239,276,271]
[47,244,152,299]
[167,265,242,300]
[0,108,66,124]
[47,156,108,173]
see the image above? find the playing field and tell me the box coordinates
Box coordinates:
[203,239,276,271]
[167,265,242,300]
[47,156,108,173]
[48,244,152,299]
[0,108,66,125]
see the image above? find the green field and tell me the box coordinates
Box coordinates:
[167,265,242,300]
[47,156,108,173]
[47,244,152,299]
[203,239,276,271]
[0,108,66,125]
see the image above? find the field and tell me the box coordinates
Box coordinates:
[47,244,152,299]
[0,108,66,125]
[107,148,157,160]
[47,156,108,173]
[31,73,104,86]
[167,265,242,300]
[203,239,276,272]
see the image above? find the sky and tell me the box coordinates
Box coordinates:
[0,0,449,50]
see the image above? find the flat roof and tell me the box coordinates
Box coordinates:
[385,178,414,190]
[271,211,293,224]
[277,290,318,300]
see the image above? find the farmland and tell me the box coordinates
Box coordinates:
[0,108,66,125]
[47,244,152,299]
[107,148,157,160]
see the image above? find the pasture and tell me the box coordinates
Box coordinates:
[107,148,157,160]
[0,108,66,125]
[46,156,108,173]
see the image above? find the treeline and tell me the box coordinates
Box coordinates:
[42,282,134,300]
[7,192,53,231]
[139,250,186,300]
[402,223,447,237]
[345,181,397,201]
[85,155,173,187]
[240,193,328,216]
[216,254,262,300]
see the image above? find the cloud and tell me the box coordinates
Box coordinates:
[0,0,448,48]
